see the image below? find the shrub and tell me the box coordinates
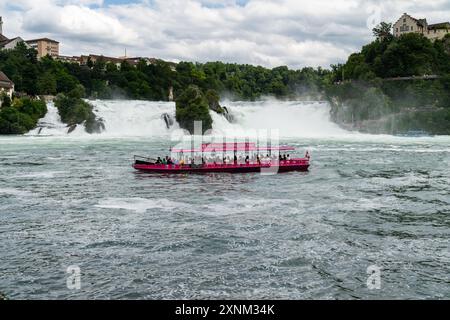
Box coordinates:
[0,98,47,134]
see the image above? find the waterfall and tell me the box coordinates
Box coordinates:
[28,99,348,138]
[26,102,78,136]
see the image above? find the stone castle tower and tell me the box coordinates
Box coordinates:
[168,86,174,102]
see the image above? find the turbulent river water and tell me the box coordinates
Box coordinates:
[1,100,449,299]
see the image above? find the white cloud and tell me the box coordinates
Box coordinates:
[22,4,138,44]
[0,0,449,69]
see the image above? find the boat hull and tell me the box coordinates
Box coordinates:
[133,160,310,174]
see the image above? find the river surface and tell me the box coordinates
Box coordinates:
[0,100,449,299]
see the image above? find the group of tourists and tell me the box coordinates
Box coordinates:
[154,153,293,166]
[155,156,177,165]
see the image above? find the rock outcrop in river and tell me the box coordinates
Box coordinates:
[54,86,105,134]
[161,113,174,129]
[205,89,235,123]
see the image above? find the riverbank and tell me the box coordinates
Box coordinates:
[330,100,450,135]
[324,32,450,135]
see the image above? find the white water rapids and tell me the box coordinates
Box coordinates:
[27,99,348,138]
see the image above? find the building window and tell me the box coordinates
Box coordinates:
[403,18,406,23]
[400,25,409,32]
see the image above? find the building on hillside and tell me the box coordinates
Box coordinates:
[0,37,29,50]
[0,71,14,99]
[427,22,450,41]
[0,33,7,43]
[26,38,60,58]
[393,13,450,41]
[0,17,31,50]
[57,55,82,64]
[124,57,159,67]
[61,54,167,70]
[80,54,124,68]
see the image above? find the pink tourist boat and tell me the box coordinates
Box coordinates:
[133,142,310,173]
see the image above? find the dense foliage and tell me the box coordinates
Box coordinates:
[67,60,330,101]
[0,97,47,134]
[0,42,328,101]
[331,33,450,81]
[54,86,104,134]
[326,30,450,134]
[173,63,329,100]
[175,85,213,134]
[0,43,79,96]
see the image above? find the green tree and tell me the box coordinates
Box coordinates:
[175,85,213,134]
[37,72,57,95]
[372,22,393,40]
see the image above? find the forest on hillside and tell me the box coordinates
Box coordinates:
[0,43,329,101]
[325,25,450,134]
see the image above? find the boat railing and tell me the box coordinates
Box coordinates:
[134,155,156,163]
[134,158,309,168]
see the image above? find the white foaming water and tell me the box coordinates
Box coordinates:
[27,102,73,136]
[95,197,187,213]
[28,99,349,138]
[24,99,450,144]
[213,100,348,138]
[26,100,180,138]
[89,100,180,137]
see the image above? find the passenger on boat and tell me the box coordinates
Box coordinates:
[245,156,250,164]
[287,154,290,161]
[156,157,162,164]
[234,155,238,164]
[180,159,185,166]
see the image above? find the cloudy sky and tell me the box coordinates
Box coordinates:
[1,0,449,69]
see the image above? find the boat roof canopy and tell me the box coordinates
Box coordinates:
[171,142,296,153]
